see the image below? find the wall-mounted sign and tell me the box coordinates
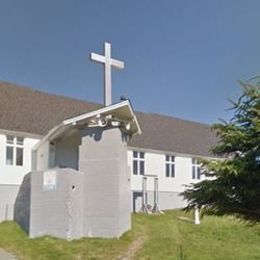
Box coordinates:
[43,170,57,191]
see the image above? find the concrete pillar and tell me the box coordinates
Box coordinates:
[79,126,131,238]
[194,206,200,225]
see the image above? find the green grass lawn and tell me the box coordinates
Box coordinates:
[0,210,259,259]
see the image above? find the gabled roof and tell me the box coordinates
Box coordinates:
[33,100,141,151]
[0,81,100,136]
[0,81,218,157]
[63,100,141,136]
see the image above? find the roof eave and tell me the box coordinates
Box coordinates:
[32,100,141,151]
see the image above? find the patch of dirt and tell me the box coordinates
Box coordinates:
[0,248,17,260]
[118,235,146,260]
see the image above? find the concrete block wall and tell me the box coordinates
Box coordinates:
[14,174,31,233]
[30,168,84,239]
[14,168,84,239]
[79,127,131,238]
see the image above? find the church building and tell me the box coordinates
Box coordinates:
[0,81,218,222]
[0,43,218,232]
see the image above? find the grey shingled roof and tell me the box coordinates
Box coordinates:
[130,112,218,157]
[0,81,218,157]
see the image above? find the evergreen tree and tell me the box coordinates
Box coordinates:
[182,80,260,222]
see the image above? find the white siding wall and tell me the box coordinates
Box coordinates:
[0,132,204,194]
[0,134,39,185]
[128,149,205,193]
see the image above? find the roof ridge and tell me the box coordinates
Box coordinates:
[0,80,100,107]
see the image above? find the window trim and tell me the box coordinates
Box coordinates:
[165,155,175,178]
[133,151,145,175]
[6,135,24,167]
[192,158,201,180]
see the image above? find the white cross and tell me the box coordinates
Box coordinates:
[90,42,125,106]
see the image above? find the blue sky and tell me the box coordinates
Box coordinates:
[0,0,259,124]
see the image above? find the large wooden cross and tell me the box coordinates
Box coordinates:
[90,42,125,106]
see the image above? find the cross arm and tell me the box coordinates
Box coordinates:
[111,58,124,69]
[90,53,124,69]
[90,52,105,63]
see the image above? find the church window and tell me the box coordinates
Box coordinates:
[6,147,14,165]
[192,158,201,180]
[6,135,24,166]
[16,148,24,166]
[166,155,175,177]
[133,151,145,175]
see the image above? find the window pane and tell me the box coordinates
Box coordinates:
[133,151,138,158]
[17,137,24,145]
[6,135,14,144]
[133,160,138,175]
[171,156,175,162]
[192,166,196,179]
[6,147,13,165]
[166,155,170,162]
[140,161,145,175]
[197,167,201,180]
[140,152,144,159]
[16,148,23,166]
[166,163,170,177]
[171,164,175,177]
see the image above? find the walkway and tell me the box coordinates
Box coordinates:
[0,249,16,260]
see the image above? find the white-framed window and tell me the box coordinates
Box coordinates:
[192,158,201,180]
[6,135,24,166]
[166,155,175,178]
[133,151,145,175]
